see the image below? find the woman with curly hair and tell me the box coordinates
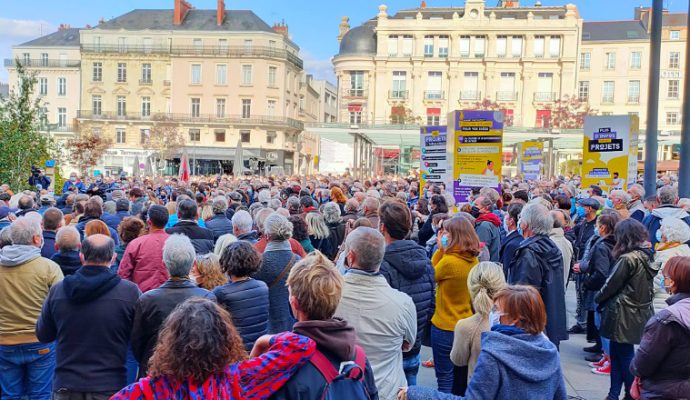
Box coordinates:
[113,217,146,274]
[214,241,269,351]
[111,298,316,399]
[192,253,228,291]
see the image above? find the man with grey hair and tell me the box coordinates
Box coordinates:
[608,189,632,219]
[335,227,417,400]
[643,185,690,247]
[342,198,359,224]
[232,210,258,243]
[205,196,233,241]
[36,234,140,398]
[509,203,568,348]
[130,234,215,378]
[51,225,83,276]
[0,217,63,398]
[362,197,380,228]
[255,209,307,257]
[627,183,646,222]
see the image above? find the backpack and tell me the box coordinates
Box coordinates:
[310,345,371,400]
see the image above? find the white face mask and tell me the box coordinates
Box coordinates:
[489,310,502,327]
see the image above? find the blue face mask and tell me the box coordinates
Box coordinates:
[656,230,663,243]
[517,224,524,236]
[576,206,586,218]
[594,226,601,237]
[440,235,449,249]
[605,199,614,209]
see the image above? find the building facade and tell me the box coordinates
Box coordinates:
[4,0,313,177]
[77,0,304,176]
[333,0,582,128]
[5,26,82,147]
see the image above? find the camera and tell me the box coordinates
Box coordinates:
[31,166,40,177]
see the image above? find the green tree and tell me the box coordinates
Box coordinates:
[0,61,54,191]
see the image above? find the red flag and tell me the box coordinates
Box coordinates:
[179,149,190,183]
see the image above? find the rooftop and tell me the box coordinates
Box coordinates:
[96,9,275,33]
[17,27,81,47]
[582,20,649,41]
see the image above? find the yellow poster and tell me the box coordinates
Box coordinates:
[448,110,504,203]
[519,141,544,181]
[582,115,639,190]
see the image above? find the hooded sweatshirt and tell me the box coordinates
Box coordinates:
[36,266,141,392]
[0,245,63,345]
[271,318,379,400]
[406,329,567,400]
[644,206,690,247]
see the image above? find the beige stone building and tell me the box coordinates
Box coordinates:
[74,0,305,176]
[333,0,582,128]
[6,26,81,147]
[579,7,687,143]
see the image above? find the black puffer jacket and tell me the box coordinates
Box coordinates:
[596,248,658,344]
[582,235,617,311]
[165,221,214,254]
[213,278,269,351]
[631,293,690,399]
[379,239,435,357]
[509,235,568,343]
[130,279,215,377]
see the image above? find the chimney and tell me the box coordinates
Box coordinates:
[338,16,350,43]
[173,0,193,26]
[217,0,225,26]
[98,16,105,25]
[272,20,289,38]
[58,24,71,31]
[420,1,427,8]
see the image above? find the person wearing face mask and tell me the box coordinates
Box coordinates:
[471,195,501,262]
[428,218,480,393]
[449,262,506,396]
[399,285,567,400]
[499,203,524,278]
[130,234,216,379]
[62,172,85,194]
[581,212,621,374]
[608,190,631,219]
[652,217,690,313]
[508,203,568,349]
[630,256,690,399]
[418,195,449,247]
[570,198,600,335]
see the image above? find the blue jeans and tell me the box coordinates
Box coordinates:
[0,342,55,400]
[608,341,634,400]
[402,353,420,386]
[431,324,454,393]
[594,311,610,355]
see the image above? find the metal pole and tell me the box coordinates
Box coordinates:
[678,1,690,197]
[644,0,663,197]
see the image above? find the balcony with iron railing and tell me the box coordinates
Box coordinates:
[533,92,557,102]
[627,96,640,105]
[139,79,153,86]
[601,96,615,105]
[459,91,481,101]
[344,88,367,98]
[76,110,304,130]
[80,44,304,69]
[4,59,80,68]
[424,90,445,100]
[496,91,518,101]
[388,90,408,100]
[163,80,171,86]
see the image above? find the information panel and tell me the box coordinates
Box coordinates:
[420,125,450,190]
[448,110,504,203]
[518,141,544,181]
[582,115,639,190]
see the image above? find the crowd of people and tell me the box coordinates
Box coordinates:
[0,171,689,400]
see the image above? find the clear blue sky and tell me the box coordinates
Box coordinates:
[0,0,687,83]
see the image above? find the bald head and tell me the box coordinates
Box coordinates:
[80,234,115,266]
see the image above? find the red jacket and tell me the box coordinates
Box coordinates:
[118,230,170,293]
[110,332,316,400]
